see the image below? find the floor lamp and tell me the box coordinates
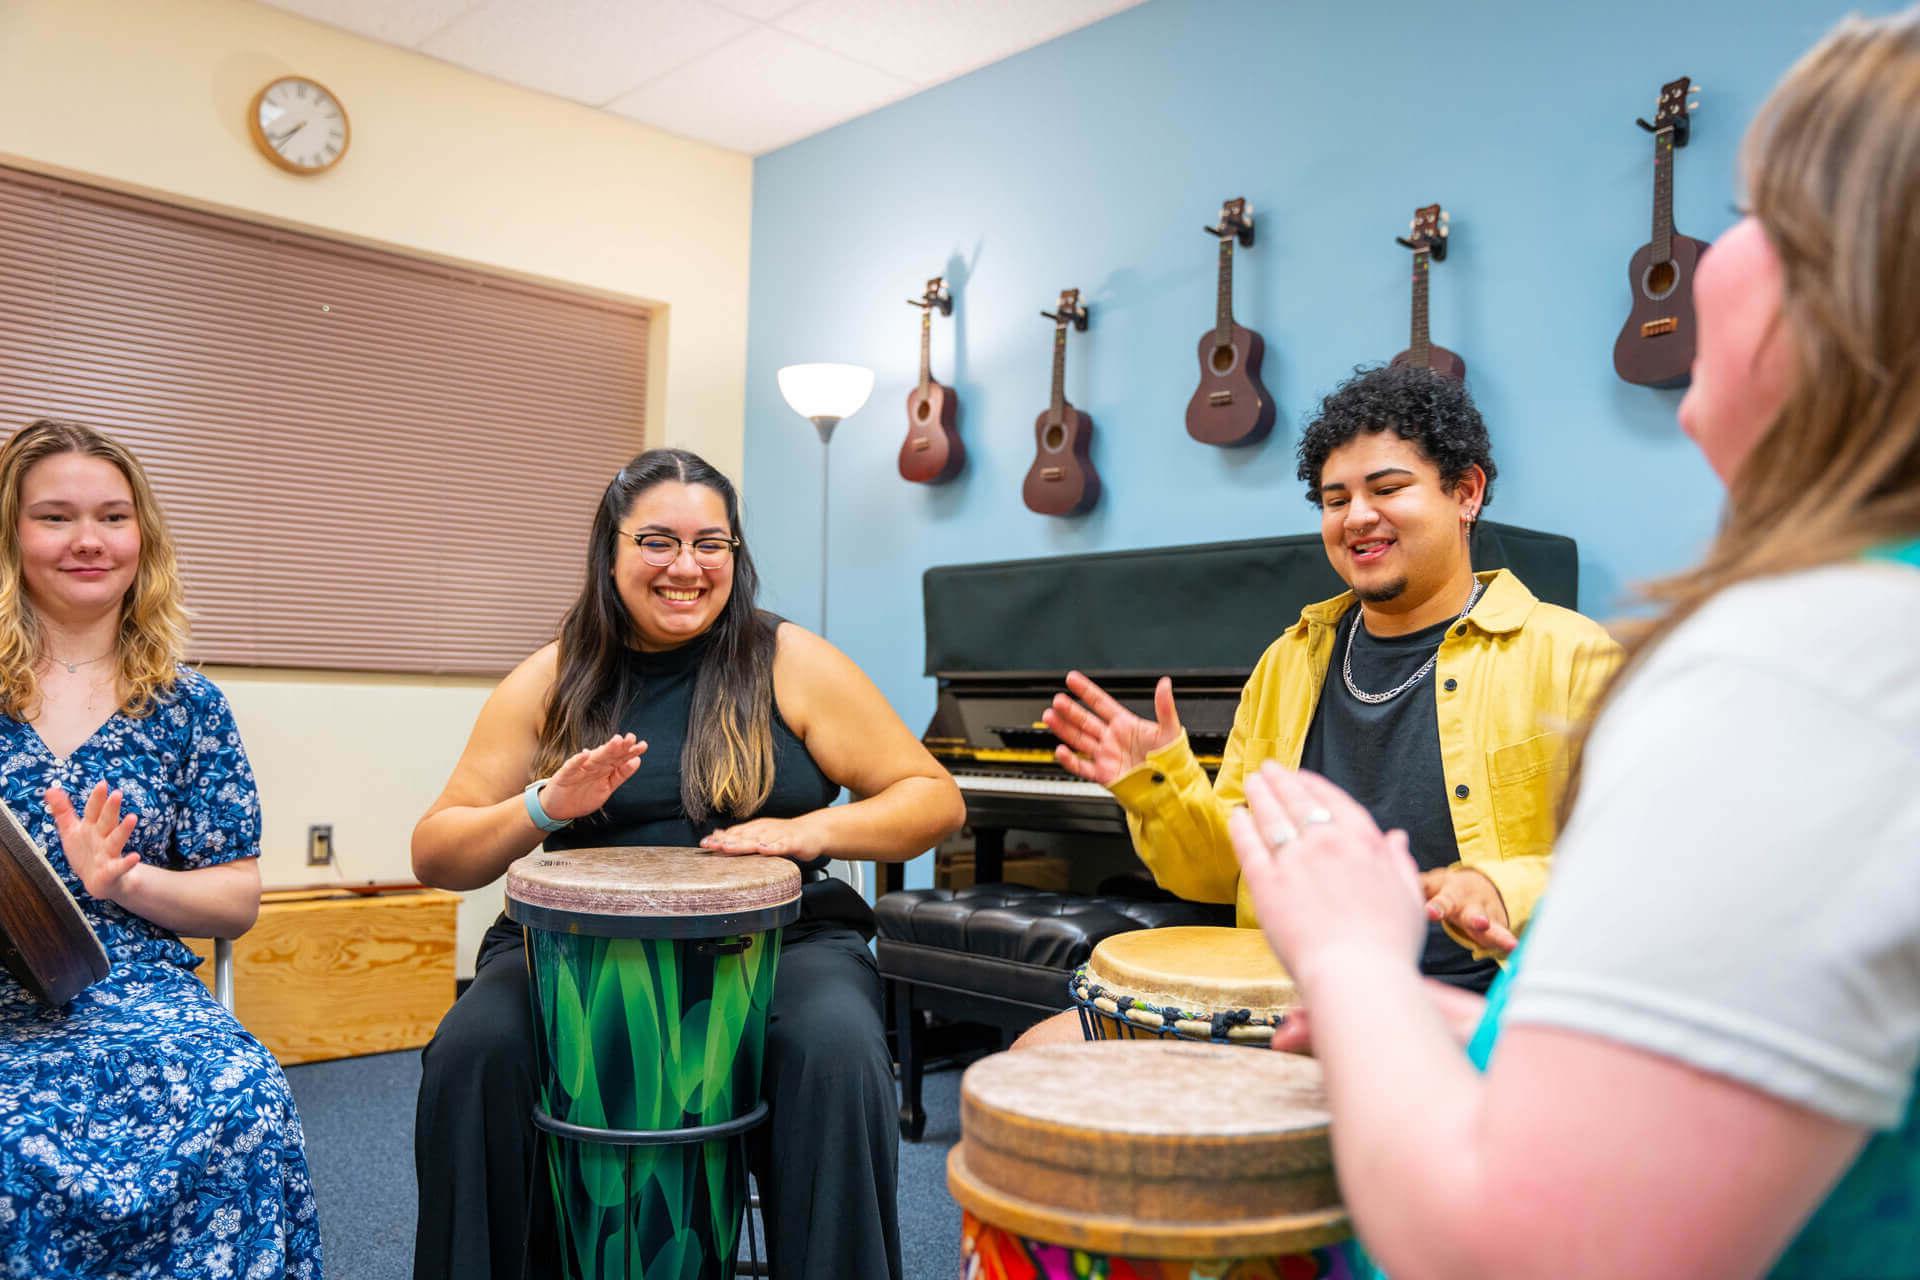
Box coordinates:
[775,362,875,639]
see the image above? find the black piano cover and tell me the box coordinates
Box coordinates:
[922,521,1580,676]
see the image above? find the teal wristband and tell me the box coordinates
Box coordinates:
[523,778,572,833]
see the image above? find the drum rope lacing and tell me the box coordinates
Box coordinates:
[1070,965,1289,1042]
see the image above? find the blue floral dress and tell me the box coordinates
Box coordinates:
[0,669,323,1279]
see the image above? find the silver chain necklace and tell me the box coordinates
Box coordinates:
[1341,579,1485,706]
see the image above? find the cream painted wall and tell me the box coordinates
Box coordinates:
[0,0,755,973]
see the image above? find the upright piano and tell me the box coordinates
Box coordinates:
[883,521,1582,897]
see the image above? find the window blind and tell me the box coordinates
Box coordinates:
[0,163,649,675]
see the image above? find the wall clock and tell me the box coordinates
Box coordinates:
[249,77,350,175]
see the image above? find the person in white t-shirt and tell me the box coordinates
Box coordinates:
[1227,11,1920,1280]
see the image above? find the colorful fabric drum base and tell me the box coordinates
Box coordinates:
[1071,926,1298,1046]
[961,1211,1353,1279]
[507,846,802,1280]
[950,1041,1351,1278]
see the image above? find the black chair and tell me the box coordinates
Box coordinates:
[879,880,1232,1139]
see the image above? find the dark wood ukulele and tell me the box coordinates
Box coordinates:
[1186,197,1276,447]
[1022,289,1100,517]
[899,276,965,484]
[1614,76,1709,388]
[1389,203,1466,381]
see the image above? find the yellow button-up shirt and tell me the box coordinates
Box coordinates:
[1108,568,1621,953]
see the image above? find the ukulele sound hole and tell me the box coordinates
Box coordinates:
[915,400,931,422]
[1209,343,1237,375]
[1042,423,1067,452]
[1642,259,1680,301]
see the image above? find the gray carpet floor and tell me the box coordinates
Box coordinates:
[284,1050,965,1279]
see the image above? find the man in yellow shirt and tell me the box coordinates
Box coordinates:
[1039,365,1618,1026]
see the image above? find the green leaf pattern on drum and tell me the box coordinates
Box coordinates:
[527,926,782,1280]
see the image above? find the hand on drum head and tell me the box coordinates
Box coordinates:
[47,781,142,905]
[1420,865,1518,958]
[1227,762,1427,993]
[1043,671,1183,786]
[542,734,646,822]
[700,814,825,859]
[1268,978,1489,1055]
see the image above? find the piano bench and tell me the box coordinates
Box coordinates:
[876,882,1233,1140]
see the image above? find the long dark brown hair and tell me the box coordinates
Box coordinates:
[533,448,778,822]
[1565,8,1920,813]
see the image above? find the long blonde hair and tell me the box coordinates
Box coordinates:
[1566,9,1920,809]
[0,420,191,718]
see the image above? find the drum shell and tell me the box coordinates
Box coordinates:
[524,921,784,1280]
[948,1041,1350,1263]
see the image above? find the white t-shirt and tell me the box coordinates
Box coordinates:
[1505,561,1920,1129]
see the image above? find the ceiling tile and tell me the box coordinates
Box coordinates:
[606,25,913,153]
[258,0,478,47]
[773,0,1145,86]
[708,0,810,20]
[419,0,754,106]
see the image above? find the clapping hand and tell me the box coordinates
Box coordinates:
[1043,671,1183,786]
[47,781,141,905]
[1226,762,1427,993]
[538,734,646,822]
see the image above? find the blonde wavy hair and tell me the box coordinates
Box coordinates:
[1566,9,1920,811]
[0,420,191,718]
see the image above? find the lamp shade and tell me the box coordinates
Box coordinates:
[777,363,875,423]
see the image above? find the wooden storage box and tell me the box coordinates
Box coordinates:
[187,886,460,1066]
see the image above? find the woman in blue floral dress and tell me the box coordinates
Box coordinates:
[0,419,322,1279]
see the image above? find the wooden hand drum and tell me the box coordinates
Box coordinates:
[506,845,801,1280]
[1073,925,1299,1047]
[0,798,108,1007]
[950,1041,1353,1277]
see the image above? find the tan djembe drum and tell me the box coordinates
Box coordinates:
[1072,925,1298,1046]
[949,1041,1354,1277]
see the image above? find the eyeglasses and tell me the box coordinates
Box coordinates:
[618,530,740,568]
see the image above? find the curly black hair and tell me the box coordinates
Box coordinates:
[1295,364,1496,508]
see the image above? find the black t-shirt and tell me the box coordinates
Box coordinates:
[1299,605,1499,992]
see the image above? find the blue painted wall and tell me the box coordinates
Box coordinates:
[743,0,1875,887]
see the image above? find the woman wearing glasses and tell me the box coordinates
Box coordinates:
[410,448,963,1280]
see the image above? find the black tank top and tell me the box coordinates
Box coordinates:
[540,622,868,935]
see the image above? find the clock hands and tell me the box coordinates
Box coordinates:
[269,121,307,149]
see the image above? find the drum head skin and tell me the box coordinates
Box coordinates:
[948,1041,1349,1258]
[0,799,109,1007]
[505,845,803,939]
[1087,925,1297,1011]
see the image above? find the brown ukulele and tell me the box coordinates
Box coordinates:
[1022,289,1100,517]
[1614,77,1708,388]
[899,277,964,484]
[1389,204,1466,381]
[1186,197,1276,447]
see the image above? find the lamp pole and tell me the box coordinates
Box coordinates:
[810,415,837,637]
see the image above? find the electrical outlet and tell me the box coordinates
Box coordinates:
[307,824,333,867]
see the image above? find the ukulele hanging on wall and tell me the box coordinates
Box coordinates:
[1389,204,1466,381]
[1186,197,1276,447]
[1614,76,1708,388]
[1022,289,1100,517]
[899,277,964,483]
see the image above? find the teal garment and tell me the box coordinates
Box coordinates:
[1460,537,1920,1277]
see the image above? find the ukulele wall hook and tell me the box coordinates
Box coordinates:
[1636,81,1700,147]
[906,278,952,316]
[1202,197,1256,248]
[1039,295,1089,330]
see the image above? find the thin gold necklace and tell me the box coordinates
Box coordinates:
[47,651,113,675]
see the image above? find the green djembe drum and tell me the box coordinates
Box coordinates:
[507,845,801,1280]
